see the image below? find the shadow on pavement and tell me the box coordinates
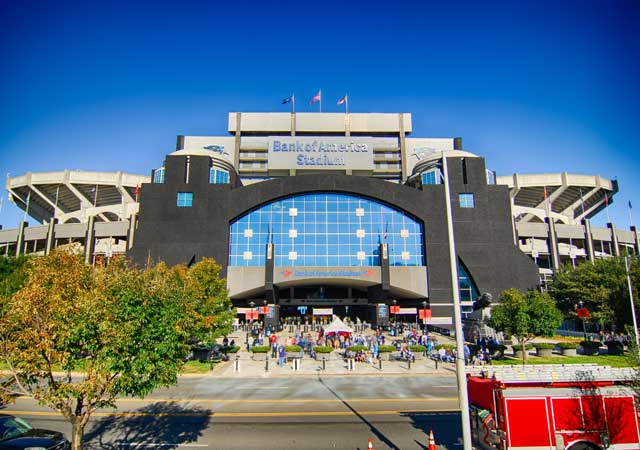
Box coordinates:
[318,375,401,450]
[401,411,462,450]
[83,401,211,449]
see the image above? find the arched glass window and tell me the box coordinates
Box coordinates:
[458,260,479,302]
[229,193,425,267]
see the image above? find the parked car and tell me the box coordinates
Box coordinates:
[0,414,69,449]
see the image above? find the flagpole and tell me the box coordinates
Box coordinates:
[292,94,295,114]
[629,201,634,229]
[579,189,586,218]
[94,184,99,208]
[345,94,349,115]
[319,89,322,113]
[605,193,611,224]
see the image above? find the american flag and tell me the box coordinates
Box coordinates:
[310,90,321,105]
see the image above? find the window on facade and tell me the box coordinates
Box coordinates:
[209,168,230,184]
[229,193,425,267]
[459,193,475,208]
[421,169,442,185]
[458,261,479,302]
[153,167,165,184]
[485,169,496,185]
[177,192,193,207]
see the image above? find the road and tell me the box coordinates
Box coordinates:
[2,375,463,449]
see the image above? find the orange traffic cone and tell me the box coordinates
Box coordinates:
[428,430,436,450]
[368,437,374,449]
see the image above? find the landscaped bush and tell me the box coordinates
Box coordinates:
[223,346,240,353]
[435,344,455,351]
[313,346,333,353]
[285,345,302,352]
[377,345,395,353]
[409,345,427,352]
[580,341,602,350]
[533,343,555,349]
[557,342,579,349]
[347,345,367,352]
[251,346,270,353]
[513,343,534,350]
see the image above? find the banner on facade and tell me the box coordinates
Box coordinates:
[398,307,417,315]
[313,308,333,316]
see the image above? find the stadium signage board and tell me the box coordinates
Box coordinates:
[268,137,375,170]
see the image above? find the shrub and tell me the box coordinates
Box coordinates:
[557,342,578,349]
[409,345,426,352]
[513,343,534,350]
[223,346,240,353]
[533,343,555,350]
[285,345,302,352]
[313,346,333,354]
[347,345,367,352]
[377,345,395,353]
[251,346,270,353]
[580,341,602,350]
[435,344,455,351]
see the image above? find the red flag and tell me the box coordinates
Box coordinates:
[604,192,609,206]
[134,184,140,200]
[543,186,548,200]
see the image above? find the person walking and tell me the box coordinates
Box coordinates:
[278,344,286,367]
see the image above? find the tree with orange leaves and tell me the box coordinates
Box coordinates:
[0,250,232,450]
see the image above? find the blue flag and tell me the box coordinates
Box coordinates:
[629,200,633,209]
[282,95,294,104]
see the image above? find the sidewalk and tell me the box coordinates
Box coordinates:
[213,327,458,378]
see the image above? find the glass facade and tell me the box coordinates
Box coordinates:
[229,193,425,267]
[153,167,165,184]
[209,168,229,184]
[177,192,193,207]
[459,193,475,208]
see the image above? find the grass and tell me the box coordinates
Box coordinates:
[493,354,637,368]
[180,360,215,374]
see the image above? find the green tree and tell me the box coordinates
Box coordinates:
[0,250,233,450]
[549,256,640,331]
[488,288,563,363]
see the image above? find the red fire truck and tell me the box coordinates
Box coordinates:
[467,364,639,450]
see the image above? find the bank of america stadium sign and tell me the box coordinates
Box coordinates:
[268,137,375,170]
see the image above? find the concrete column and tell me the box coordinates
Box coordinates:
[608,223,620,257]
[127,214,137,249]
[582,219,595,262]
[399,114,408,182]
[15,221,28,257]
[233,112,241,169]
[84,216,96,265]
[45,218,58,255]
[546,217,560,271]
[631,226,640,255]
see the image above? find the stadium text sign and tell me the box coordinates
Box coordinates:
[268,137,374,170]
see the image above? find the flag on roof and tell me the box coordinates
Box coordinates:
[605,192,609,206]
[629,200,632,209]
[310,90,321,105]
[337,95,347,105]
[282,95,294,104]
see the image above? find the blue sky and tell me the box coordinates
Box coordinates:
[1,0,638,229]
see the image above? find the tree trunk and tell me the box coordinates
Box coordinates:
[71,420,86,450]
[521,341,527,364]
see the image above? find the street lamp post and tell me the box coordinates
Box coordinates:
[624,256,640,359]
[247,301,255,351]
[393,299,397,327]
[422,301,427,332]
[442,154,472,450]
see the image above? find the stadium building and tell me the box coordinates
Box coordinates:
[2,112,634,327]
